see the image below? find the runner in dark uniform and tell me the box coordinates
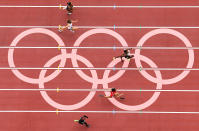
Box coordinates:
[74,115,90,128]
[113,48,134,62]
[63,1,73,15]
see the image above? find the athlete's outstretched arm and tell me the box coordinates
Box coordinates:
[72,20,78,23]
[104,95,112,98]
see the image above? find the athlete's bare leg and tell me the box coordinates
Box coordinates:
[113,54,125,62]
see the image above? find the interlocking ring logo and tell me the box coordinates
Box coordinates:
[8,28,194,111]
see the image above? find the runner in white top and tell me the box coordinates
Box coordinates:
[58,19,78,32]
[125,49,131,56]
[67,22,73,30]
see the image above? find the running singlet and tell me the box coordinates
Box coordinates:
[65,5,73,10]
[67,23,73,30]
[110,91,116,97]
[79,116,87,124]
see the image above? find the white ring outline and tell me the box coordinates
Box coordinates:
[135,29,194,84]
[8,28,67,84]
[39,54,98,110]
[103,54,162,111]
[71,28,129,84]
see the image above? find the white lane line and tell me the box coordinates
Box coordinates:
[0,110,198,114]
[0,5,199,8]
[0,26,58,28]
[74,6,199,8]
[0,46,198,49]
[1,26,199,29]
[0,6,59,7]
[0,89,199,92]
[76,26,199,29]
[0,67,198,70]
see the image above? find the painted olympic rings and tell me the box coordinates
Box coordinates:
[8,28,194,111]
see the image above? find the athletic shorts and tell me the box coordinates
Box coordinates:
[125,55,133,59]
[79,120,85,125]
[67,25,73,30]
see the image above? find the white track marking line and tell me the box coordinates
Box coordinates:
[0,5,199,8]
[77,26,199,29]
[0,67,198,70]
[1,26,199,29]
[0,26,58,28]
[75,6,199,8]
[0,46,198,49]
[0,89,199,92]
[0,110,198,114]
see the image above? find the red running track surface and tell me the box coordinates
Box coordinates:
[0,0,199,130]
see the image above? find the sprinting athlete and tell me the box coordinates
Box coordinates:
[104,88,124,98]
[63,1,73,15]
[58,19,78,32]
[113,48,134,62]
[74,115,90,128]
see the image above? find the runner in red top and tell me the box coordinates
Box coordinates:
[104,88,124,98]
